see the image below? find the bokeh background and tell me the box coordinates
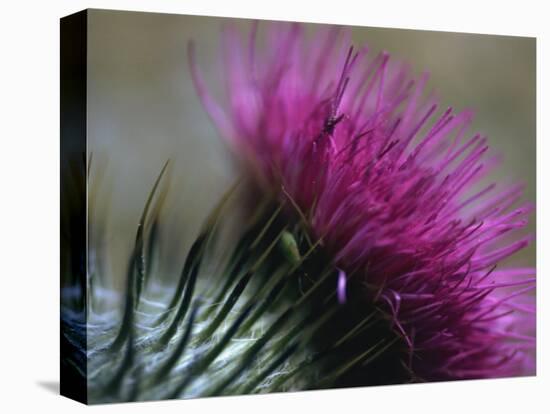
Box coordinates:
[87,9,535,288]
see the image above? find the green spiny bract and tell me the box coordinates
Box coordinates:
[61,160,407,404]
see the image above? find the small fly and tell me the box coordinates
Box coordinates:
[323,113,345,136]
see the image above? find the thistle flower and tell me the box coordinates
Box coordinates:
[189,22,536,381]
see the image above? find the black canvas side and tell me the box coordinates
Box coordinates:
[60,9,88,405]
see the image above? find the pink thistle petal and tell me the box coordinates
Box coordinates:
[337,268,347,304]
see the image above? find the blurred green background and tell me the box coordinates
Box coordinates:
[87,9,535,287]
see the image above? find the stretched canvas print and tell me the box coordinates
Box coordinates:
[60,9,536,405]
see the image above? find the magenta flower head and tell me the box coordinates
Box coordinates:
[189,22,535,381]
